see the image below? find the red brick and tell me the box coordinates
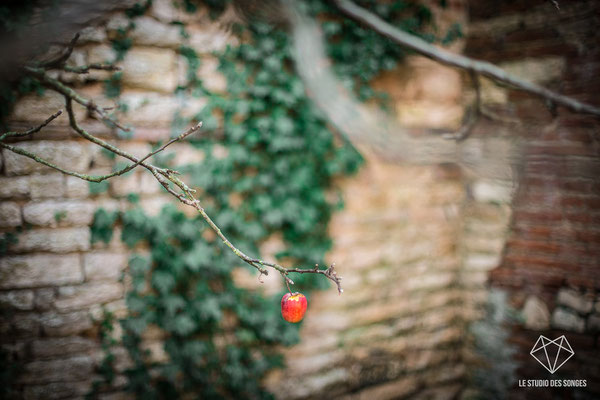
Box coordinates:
[505,239,561,254]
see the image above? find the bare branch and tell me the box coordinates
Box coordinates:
[63,63,121,74]
[2,24,348,295]
[38,33,80,69]
[334,0,600,117]
[444,72,480,142]
[0,109,63,141]
[25,66,131,132]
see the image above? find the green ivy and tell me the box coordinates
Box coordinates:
[90,1,449,398]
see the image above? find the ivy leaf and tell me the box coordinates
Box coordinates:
[162,295,186,316]
[122,316,147,336]
[90,208,119,244]
[89,181,109,195]
[152,271,176,295]
[129,255,150,276]
[173,315,196,336]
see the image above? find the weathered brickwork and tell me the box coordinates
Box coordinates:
[0,1,214,397]
[466,0,600,398]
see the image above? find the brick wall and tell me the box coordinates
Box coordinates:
[466,0,600,398]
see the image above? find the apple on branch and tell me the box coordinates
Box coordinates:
[281,292,307,323]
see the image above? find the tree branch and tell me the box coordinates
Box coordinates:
[63,63,121,74]
[0,109,63,141]
[2,71,341,293]
[25,66,131,132]
[38,33,80,70]
[334,0,600,117]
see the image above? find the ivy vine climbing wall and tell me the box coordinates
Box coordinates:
[88,0,443,398]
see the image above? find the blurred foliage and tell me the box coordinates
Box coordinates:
[90,0,449,398]
[468,289,520,400]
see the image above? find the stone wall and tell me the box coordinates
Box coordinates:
[466,0,600,398]
[0,2,225,398]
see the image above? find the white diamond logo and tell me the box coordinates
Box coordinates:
[530,335,574,374]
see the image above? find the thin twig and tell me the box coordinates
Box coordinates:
[38,33,80,69]
[334,0,600,117]
[25,66,131,132]
[444,71,480,142]
[63,63,121,74]
[283,274,293,294]
[0,110,63,141]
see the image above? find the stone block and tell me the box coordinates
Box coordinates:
[0,290,34,310]
[163,142,205,167]
[20,356,94,384]
[110,172,140,196]
[0,176,30,198]
[29,173,65,199]
[88,144,115,168]
[587,314,600,332]
[78,26,107,43]
[273,368,349,400]
[90,299,128,320]
[0,254,83,289]
[105,13,130,35]
[141,340,169,363]
[464,253,501,271]
[35,288,56,310]
[552,308,585,333]
[522,295,550,330]
[58,49,88,84]
[98,391,131,400]
[0,201,21,228]
[188,24,237,54]
[139,171,162,195]
[3,140,91,175]
[130,16,181,47]
[23,200,95,227]
[150,0,192,23]
[121,48,177,93]
[285,351,344,376]
[2,141,90,176]
[13,314,40,336]
[196,56,227,93]
[404,272,455,292]
[86,44,117,81]
[10,228,90,253]
[65,176,90,198]
[9,91,86,123]
[31,336,98,359]
[84,252,128,281]
[40,311,93,336]
[117,91,179,126]
[500,56,565,85]
[23,381,91,400]
[118,142,152,159]
[55,282,124,311]
[472,180,515,204]
[340,376,418,400]
[556,288,593,314]
[139,195,171,216]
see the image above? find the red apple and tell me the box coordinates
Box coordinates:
[281,292,307,323]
